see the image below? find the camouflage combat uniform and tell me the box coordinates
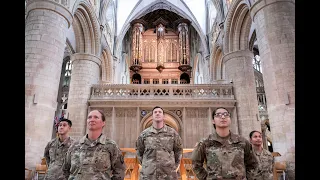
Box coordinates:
[62,134,125,180]
[247,148,274,180]
[136,125,183,180]
[44,136,75,180]
[191,131,258,180]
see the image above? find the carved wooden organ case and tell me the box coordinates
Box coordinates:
[129,18,192,84]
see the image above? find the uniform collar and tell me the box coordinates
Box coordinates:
[79,133,106,145]
[209,131,241,144]
[149,124,168,134]
[253,148,269,156]
[56,136,71,146]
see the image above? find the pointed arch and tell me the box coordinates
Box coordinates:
[224,0,252,53]
[72,0,101,56]
[101,48,113,83]
[122,53,130,84]
[193,53,204,84]
[115,0,209,58]
[100,0,116,51]
[212,46,224,80]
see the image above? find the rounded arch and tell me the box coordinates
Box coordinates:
[101,48,113,83]
[224,0,252,53]
[180,73,190,84]
[72,0,101,56]
[132,73,141,84]
[140,109,183,134]
[115,1,209,59]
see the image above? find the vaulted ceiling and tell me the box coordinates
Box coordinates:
[139,9,183,30]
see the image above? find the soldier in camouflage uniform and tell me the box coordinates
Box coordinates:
[247,130,274,180]
[191,107,258,180]
[62,109,125,180]
[44,118,75,180]
[136,106,183,180]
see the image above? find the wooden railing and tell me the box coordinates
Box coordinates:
[25,168,33,180]
[121,148,198,180]
[272,152,286,180]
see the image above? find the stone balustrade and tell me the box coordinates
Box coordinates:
[90,84,234,100]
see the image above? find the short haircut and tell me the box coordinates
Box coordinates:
[91,109,106,122]
[60,118,72,127]
[249,130,262,139]
[152,106,164,114]
[212,107,230,129]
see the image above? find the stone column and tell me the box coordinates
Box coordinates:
[250,0,295,178]
[25,0,72,169]
[67,53,101,140]
[222,50,261,139]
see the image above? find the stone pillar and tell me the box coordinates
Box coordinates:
[222,50,261,139]
[67,53,101,140]
[25,0,72,169]
[250,0,295,178]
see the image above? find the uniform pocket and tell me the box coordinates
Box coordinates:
[95,149,111,170]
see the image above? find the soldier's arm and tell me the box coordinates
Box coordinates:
[135,135,145,165]
[244,139,259,177]
[173,133,183,169]
[110,143,125,180]
[191,141,207,180]
[62,145,73,179]
[44,142,50,165]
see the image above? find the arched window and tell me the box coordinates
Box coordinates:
[63,60,72,87]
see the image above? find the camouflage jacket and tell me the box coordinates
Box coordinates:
[136,125,183,180]
[62,134,125,180]
[44,136,75,180]
[191,131,258,180]
[247,148,274,180]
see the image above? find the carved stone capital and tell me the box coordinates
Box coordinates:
[26,0,73,28]
[71,53,102,66]
[222,50,253,64]
[250,0,295,22]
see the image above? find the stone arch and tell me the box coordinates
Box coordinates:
[100,0,116,49]
[99,0,111,25]
[224,0,252,53]
[72,0,101,56]
[115,0,209,58]
[101,48,113,83]
[124,53,130,75]
[248,30,257,51]
[118,53,130,84]
[140,109,183,134]
[211,45,224,80]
